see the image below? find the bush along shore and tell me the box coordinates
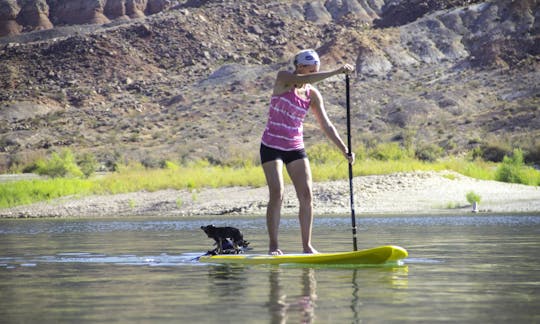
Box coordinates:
[0,146,539,218]
[0,171,539,218]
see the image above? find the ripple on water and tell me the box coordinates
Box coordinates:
[0,252,205,269]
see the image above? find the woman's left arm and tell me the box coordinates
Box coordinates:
[310,87,355,164]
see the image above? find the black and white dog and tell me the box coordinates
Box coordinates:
[201,225,249,255]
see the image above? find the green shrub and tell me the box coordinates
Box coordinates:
[416,143,444,162]
[352,142,367,161]
[471,146,483,160]
[35,150,83,178]
[163,160,180,170]
[480,143,512,162]
[466,191,481,204]
[495,148,537,185]
[77,153,98,178]
[369,142,410,161]
[140,156,163,169]
[307,143,344,164]
[524,142,540,165]
[306,142,367,166]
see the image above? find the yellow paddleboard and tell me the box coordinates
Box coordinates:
[198,245,407,265]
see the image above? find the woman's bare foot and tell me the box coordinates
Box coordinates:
[269,249,283,255]
[303,247,318,254]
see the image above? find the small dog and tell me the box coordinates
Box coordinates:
[201,225,249,255]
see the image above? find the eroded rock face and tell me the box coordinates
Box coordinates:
[104,0,129,20]
[374,0,485,28]
[326,0,381,22]
[126,0,147,18]
[0,0,22,37]
[50,0,111,25]
[1,0,172,36]
[16,0,54,32]
[146,0,169,15]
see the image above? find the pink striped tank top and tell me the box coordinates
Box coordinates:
[261,86,311,151]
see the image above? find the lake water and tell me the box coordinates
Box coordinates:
[0,214,539,323]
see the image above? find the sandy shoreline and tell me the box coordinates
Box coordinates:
[1,171,539,219]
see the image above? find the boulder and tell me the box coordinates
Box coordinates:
[16,0,54,32]
[0,0,22,37]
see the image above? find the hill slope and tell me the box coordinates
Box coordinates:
[0,0,538,171]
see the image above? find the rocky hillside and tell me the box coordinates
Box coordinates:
[0,0,538,172]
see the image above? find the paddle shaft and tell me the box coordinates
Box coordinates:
[346,74,358,251]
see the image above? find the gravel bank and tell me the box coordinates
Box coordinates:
[1,171,539,218]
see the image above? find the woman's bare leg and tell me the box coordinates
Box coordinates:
[262,160,285,255]
[286,158,318,254]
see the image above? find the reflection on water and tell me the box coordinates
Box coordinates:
[0,215,538,323]
[268,268,317,324]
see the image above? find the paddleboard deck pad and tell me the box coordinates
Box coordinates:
[198,245,407,265]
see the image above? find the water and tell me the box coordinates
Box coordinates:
[0,215,539,323]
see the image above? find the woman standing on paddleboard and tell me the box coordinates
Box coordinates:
[261,49,355,255]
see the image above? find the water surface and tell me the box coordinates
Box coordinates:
[1,215,538,323]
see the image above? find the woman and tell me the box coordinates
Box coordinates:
[260,49,355,255]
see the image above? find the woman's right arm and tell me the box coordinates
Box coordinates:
[273,65,354,94]
[277,69,339,85]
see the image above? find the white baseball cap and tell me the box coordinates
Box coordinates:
[294,49,320,66]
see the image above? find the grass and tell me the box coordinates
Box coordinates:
[1,146,539,209]
[99,160,267,194]
[0,160,268,209]
[0,178,95,208]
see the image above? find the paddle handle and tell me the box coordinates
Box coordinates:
[346,74,358,251]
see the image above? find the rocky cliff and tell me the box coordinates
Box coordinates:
[0,0,538,172]
[0,0,172,36]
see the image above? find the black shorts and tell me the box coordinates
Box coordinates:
[260,143,307,165]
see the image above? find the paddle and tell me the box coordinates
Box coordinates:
[346,74,358,251]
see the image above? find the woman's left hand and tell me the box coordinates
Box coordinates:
[345,151,355,164]
[338,64,355,75]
